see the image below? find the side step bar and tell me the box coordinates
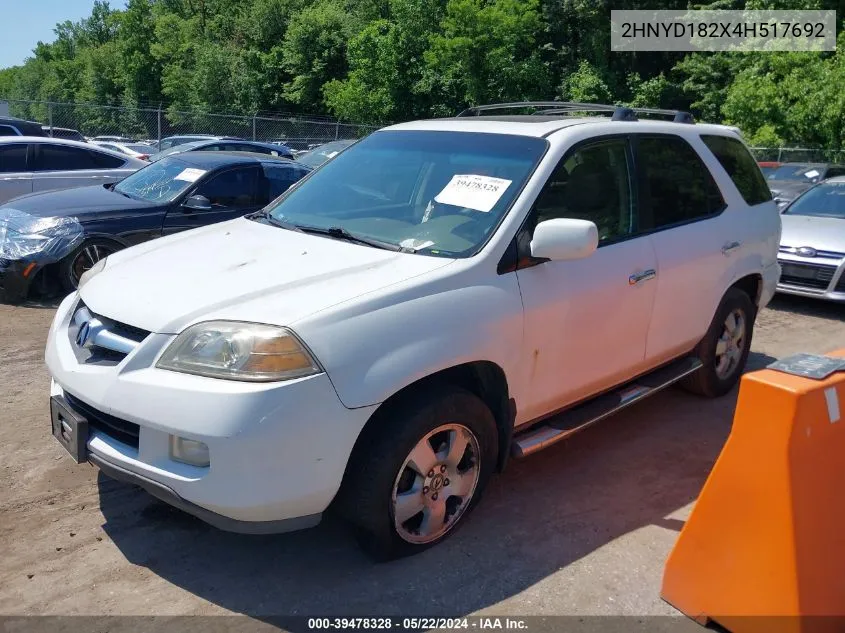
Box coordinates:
[511,356,703,459]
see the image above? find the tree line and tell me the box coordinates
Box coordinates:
[1,0,844,148]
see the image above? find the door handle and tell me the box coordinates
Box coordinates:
[629,269,656,285]
[721,241,742,255]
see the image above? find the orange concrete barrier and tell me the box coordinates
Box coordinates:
[661,350,845,633]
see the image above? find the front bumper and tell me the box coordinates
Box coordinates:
[0,257,40,303]
[776,253,845,303]
[46,293,378,530]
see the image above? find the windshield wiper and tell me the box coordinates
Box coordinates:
[248,209,304,232]
[297,225,413,252]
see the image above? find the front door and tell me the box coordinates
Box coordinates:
[515,137,658,422]
[163,165,263,234]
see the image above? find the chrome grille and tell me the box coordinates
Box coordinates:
[779,246,845,259]
[68,302,150,365]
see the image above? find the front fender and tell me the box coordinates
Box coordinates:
[295,272,525,409]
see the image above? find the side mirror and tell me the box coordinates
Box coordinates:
[530,218,598,261]
[183,194,212,212]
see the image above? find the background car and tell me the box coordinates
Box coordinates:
[157,134,241,151]
[766,162,845,209]
[0,152,311,301]
[757,161,782,178]
[91,135,137,143]
[0,116,47,137]
[776,177,845,302]
[295,139,357,168]
[91,141,156,161]
[42,127,86,142]
[149,138,294,161]
[0,137,146,204]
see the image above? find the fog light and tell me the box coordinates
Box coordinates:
[169,435,210,467]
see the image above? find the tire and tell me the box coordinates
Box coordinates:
[336,386,498,561]
[680,287,757,398]
[59,239,119,292]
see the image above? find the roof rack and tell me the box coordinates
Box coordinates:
[456,101,695,124]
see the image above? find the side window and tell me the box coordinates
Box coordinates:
[203,144,226,151]
[531,139,633,243]
[194,166,259,209]
[701,134,771,205]
[0,125,20,137]
[262,165,302,203]
[824,166,845,178]
[89,149,126,169]
[636,136,726,230]
[36,144,98,171]
[0,144,28,172]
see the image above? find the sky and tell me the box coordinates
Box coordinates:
[1,0,126,69]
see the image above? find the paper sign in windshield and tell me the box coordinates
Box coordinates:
[175,168,207,182]
[434,175,512,212]
[805,169,820,179]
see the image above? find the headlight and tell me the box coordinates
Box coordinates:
[156,321,321,382]
[78,257,107,288]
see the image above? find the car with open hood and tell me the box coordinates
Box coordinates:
[776,176,845,301]
[44,102,780,560]
[0,152,310,302]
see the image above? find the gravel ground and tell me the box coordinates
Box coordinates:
[0,293,843,625]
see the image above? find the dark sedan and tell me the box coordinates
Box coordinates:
[767,162,845,209]
[0,152,311,302]
[150,139,295,162]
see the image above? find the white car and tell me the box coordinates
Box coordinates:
[45,103,781,559]
[90,141,156,161]
[0,137,146,204]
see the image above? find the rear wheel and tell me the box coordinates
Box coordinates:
[337,386,498,561]
[681,288,756,397]
[59,239,118,291]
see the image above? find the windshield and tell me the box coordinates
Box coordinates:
[149,140,207,162]
[768,164,825,183]
[265,130,547,257]
[126,144,154,154]
[297,140,356,168]
[784,182,845,218]
[113,157,204,203]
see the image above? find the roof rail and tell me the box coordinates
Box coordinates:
[456,101,695,124]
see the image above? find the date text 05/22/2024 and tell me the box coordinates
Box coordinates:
[307,617,529,630]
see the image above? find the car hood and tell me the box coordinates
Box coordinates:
[780,213,845,253]
[4,185,153,217]
[768,180,813,199]
[80,217,456,333]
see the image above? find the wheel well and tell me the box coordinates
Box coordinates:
[345,362,514,480]
[730,273,762,306]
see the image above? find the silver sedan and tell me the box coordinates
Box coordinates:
[777,176,845,302]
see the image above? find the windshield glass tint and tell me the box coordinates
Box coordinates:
[784,183,845,218]
[768,164,824,182]
[266,130,547,257]
[113,157,199,202]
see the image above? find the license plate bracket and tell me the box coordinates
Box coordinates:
[50,396,89,464]
[781,264,819,280]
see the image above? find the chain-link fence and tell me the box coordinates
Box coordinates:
[749,147,845,163]
[1,99,381,151]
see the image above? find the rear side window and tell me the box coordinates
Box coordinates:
[701,135,771,205]
[0,125,20,137]
[89,150,126,168]
[635,136,726,230]
[0,144,28,172]
[262,164,306,202]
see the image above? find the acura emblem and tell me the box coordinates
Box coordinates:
[76,322,91,348]
[796,246,817,257]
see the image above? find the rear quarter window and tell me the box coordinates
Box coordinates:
[701,135,772,206]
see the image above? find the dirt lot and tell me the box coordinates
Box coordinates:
[0,294,843,622]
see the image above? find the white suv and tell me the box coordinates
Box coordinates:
[45,102,781,560]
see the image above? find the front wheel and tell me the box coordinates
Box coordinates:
[337,387,498,561]
[680,287,756,398]
[59,239,118,291]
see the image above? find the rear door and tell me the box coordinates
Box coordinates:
[31,143,130,193]
[0,142,33,203]
[163,165,262,234]
[632,134,731,365]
